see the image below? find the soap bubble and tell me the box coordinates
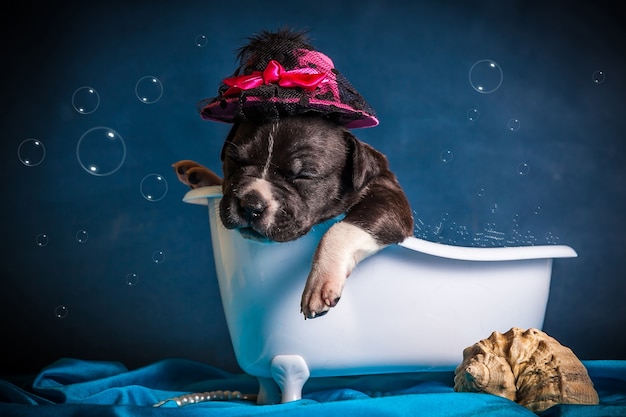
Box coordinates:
[125,273,139,286]
[440,150,453,163]
[140,173,168,201]
[135,76,163,104]
[507,118,521,131]
[195,34,208,47]
[36,233,49,247]
[152,250,165,264]
[55,305,69,319]
[18,138,46,167]
[432,221,444,236]
[456,225,470,242]
[75,230,89,243]
[467,108,480,121]
[592,70,605,84]
[523,230,537,245]
[71,86,100,114]
[469,59,503,94]
[517,162,530,175]
[76,127,126,176]
[545,231,560,244]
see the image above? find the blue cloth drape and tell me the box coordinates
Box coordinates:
[1,359,625,416]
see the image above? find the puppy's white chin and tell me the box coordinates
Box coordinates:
[237,227,275,244]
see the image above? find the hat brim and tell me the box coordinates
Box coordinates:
[199,95,379,129]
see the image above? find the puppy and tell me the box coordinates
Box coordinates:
[174,114,413,319]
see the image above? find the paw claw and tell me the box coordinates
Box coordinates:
[324,296,341,307]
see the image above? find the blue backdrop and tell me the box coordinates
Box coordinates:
[2,0,624,376]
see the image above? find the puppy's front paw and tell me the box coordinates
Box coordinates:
[172,160,223,188]
[300,274,344,319]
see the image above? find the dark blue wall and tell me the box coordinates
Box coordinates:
[2,0,625,375]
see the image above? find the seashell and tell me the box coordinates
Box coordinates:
[454,327,599,413]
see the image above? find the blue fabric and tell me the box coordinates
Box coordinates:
[1,359,625,417]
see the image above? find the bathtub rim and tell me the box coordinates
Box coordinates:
[182,185,578,262]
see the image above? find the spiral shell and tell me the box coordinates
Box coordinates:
[454,327,599,413]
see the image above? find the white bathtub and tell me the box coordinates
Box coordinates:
[183,186,578,404]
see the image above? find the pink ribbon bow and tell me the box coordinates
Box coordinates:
[222,60,327,97]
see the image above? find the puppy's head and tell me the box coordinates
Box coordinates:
[219,116,381,242]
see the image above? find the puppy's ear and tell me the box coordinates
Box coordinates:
[343,131,385,192]
[220,122,241,161]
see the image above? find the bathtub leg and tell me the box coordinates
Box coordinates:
[256,376,282,405]
[270,354,310,403]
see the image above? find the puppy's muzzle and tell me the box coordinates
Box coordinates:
[224,190,274,243]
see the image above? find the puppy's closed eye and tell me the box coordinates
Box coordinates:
[283,159,321,181]
[291,170,319,181]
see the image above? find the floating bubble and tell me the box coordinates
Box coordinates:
[195,34,208,47]
[72,86,100,114]
[523,230,537,245]
[481,223,505,247]
[18,138,46,167]
[592,70,605,84]
[152,250,165,264]
[469,59,503,94]
[507,118,521,131]
[467,108,479,121]
[412,215,427,238]
[125,273,139,286]
[517,162,530,175]
[440,150,453,163]
[55,305,68,319]
[545,232,560,244]
[432,221,443,235]
[36,233,49,247]
[135,76,163,104]
[140,173,168,201]
[456,225,470,240]
[75,230,89,243]
[76,127,126,176]
[511,213,521,232]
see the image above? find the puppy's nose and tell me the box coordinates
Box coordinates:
[240,193,266,221]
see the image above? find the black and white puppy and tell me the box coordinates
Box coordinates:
[174,114,413,319]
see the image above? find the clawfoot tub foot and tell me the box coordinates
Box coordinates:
[256,377,281,405]
[270,355,311,403]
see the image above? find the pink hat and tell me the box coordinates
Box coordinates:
[197,29,379,129]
